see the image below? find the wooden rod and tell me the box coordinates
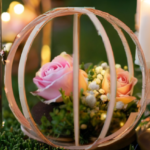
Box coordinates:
[73,13,80,146]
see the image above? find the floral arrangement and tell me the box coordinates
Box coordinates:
[31,52,139,144]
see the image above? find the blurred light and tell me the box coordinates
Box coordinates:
[2,121,5,127]
[4,87,8,93]
[147,128,150,131]
[9,1,20,12]
[144,0,150,4]
[124,65,128,70]
[17,34,21,38]
[120,122,124,127]
[5,60,10,63]
[41,45,51,66]
[1,12,10,22]
[4,43,12,51]
[101,113,106,120]
[14,4,24,14]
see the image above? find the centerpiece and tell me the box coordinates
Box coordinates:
[4,7,148,150]
[31,52,139,144]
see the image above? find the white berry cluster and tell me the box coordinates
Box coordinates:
[81,62,111,108]
[81,62,128,110]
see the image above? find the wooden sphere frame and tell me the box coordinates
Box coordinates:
[4,7,148,150]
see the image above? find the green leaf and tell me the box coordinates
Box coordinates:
[129,144,134,150]
[79,62,85,70]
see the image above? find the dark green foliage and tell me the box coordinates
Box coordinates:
[40,89,138,144]
[0,111,64,150]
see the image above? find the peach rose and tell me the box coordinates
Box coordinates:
[102,68,137,104]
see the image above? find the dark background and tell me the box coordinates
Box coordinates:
[2,0,138,125]
[2,0,139,115]
[3,0,137,66]
[1,1,143,149]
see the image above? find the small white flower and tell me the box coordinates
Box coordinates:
[101,113,106,120]
[99,89,105,94]
[80,124,87,129]
[115,64,121,69]
[85,94,96,108]
[95,66,103,74]
[116,101,124,110]
[101,70,106,75]
[88,91,94,95]
[93,90,99,97]
[94,78,101,84]
[88,81,99,90]
[97,74,103,80]
[101,62,108,69]
[100,95,108,102]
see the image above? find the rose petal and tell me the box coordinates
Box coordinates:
[42,95,62,104]
[117,83,132,96]
[60,52,73,66]
[41,62,63,77]
[33,77,52,89]
[32,70,73,100]
[32,69,87,101]
[79,70,88,91]
[80,69,88,78]
[33,65,72,88]
[102,73,110,93]
[116,96,136,104]
[117,81,127,88]
[43,64,71,81]
[52,56,71,67]
[130,76,138,92]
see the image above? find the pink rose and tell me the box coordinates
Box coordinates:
[32,52,87,104]
[102,68,137,104]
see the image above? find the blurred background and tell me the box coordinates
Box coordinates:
[2,0,139,113]
[2,0,137,66]
[2,1,144,149]
[2,0,138,122]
